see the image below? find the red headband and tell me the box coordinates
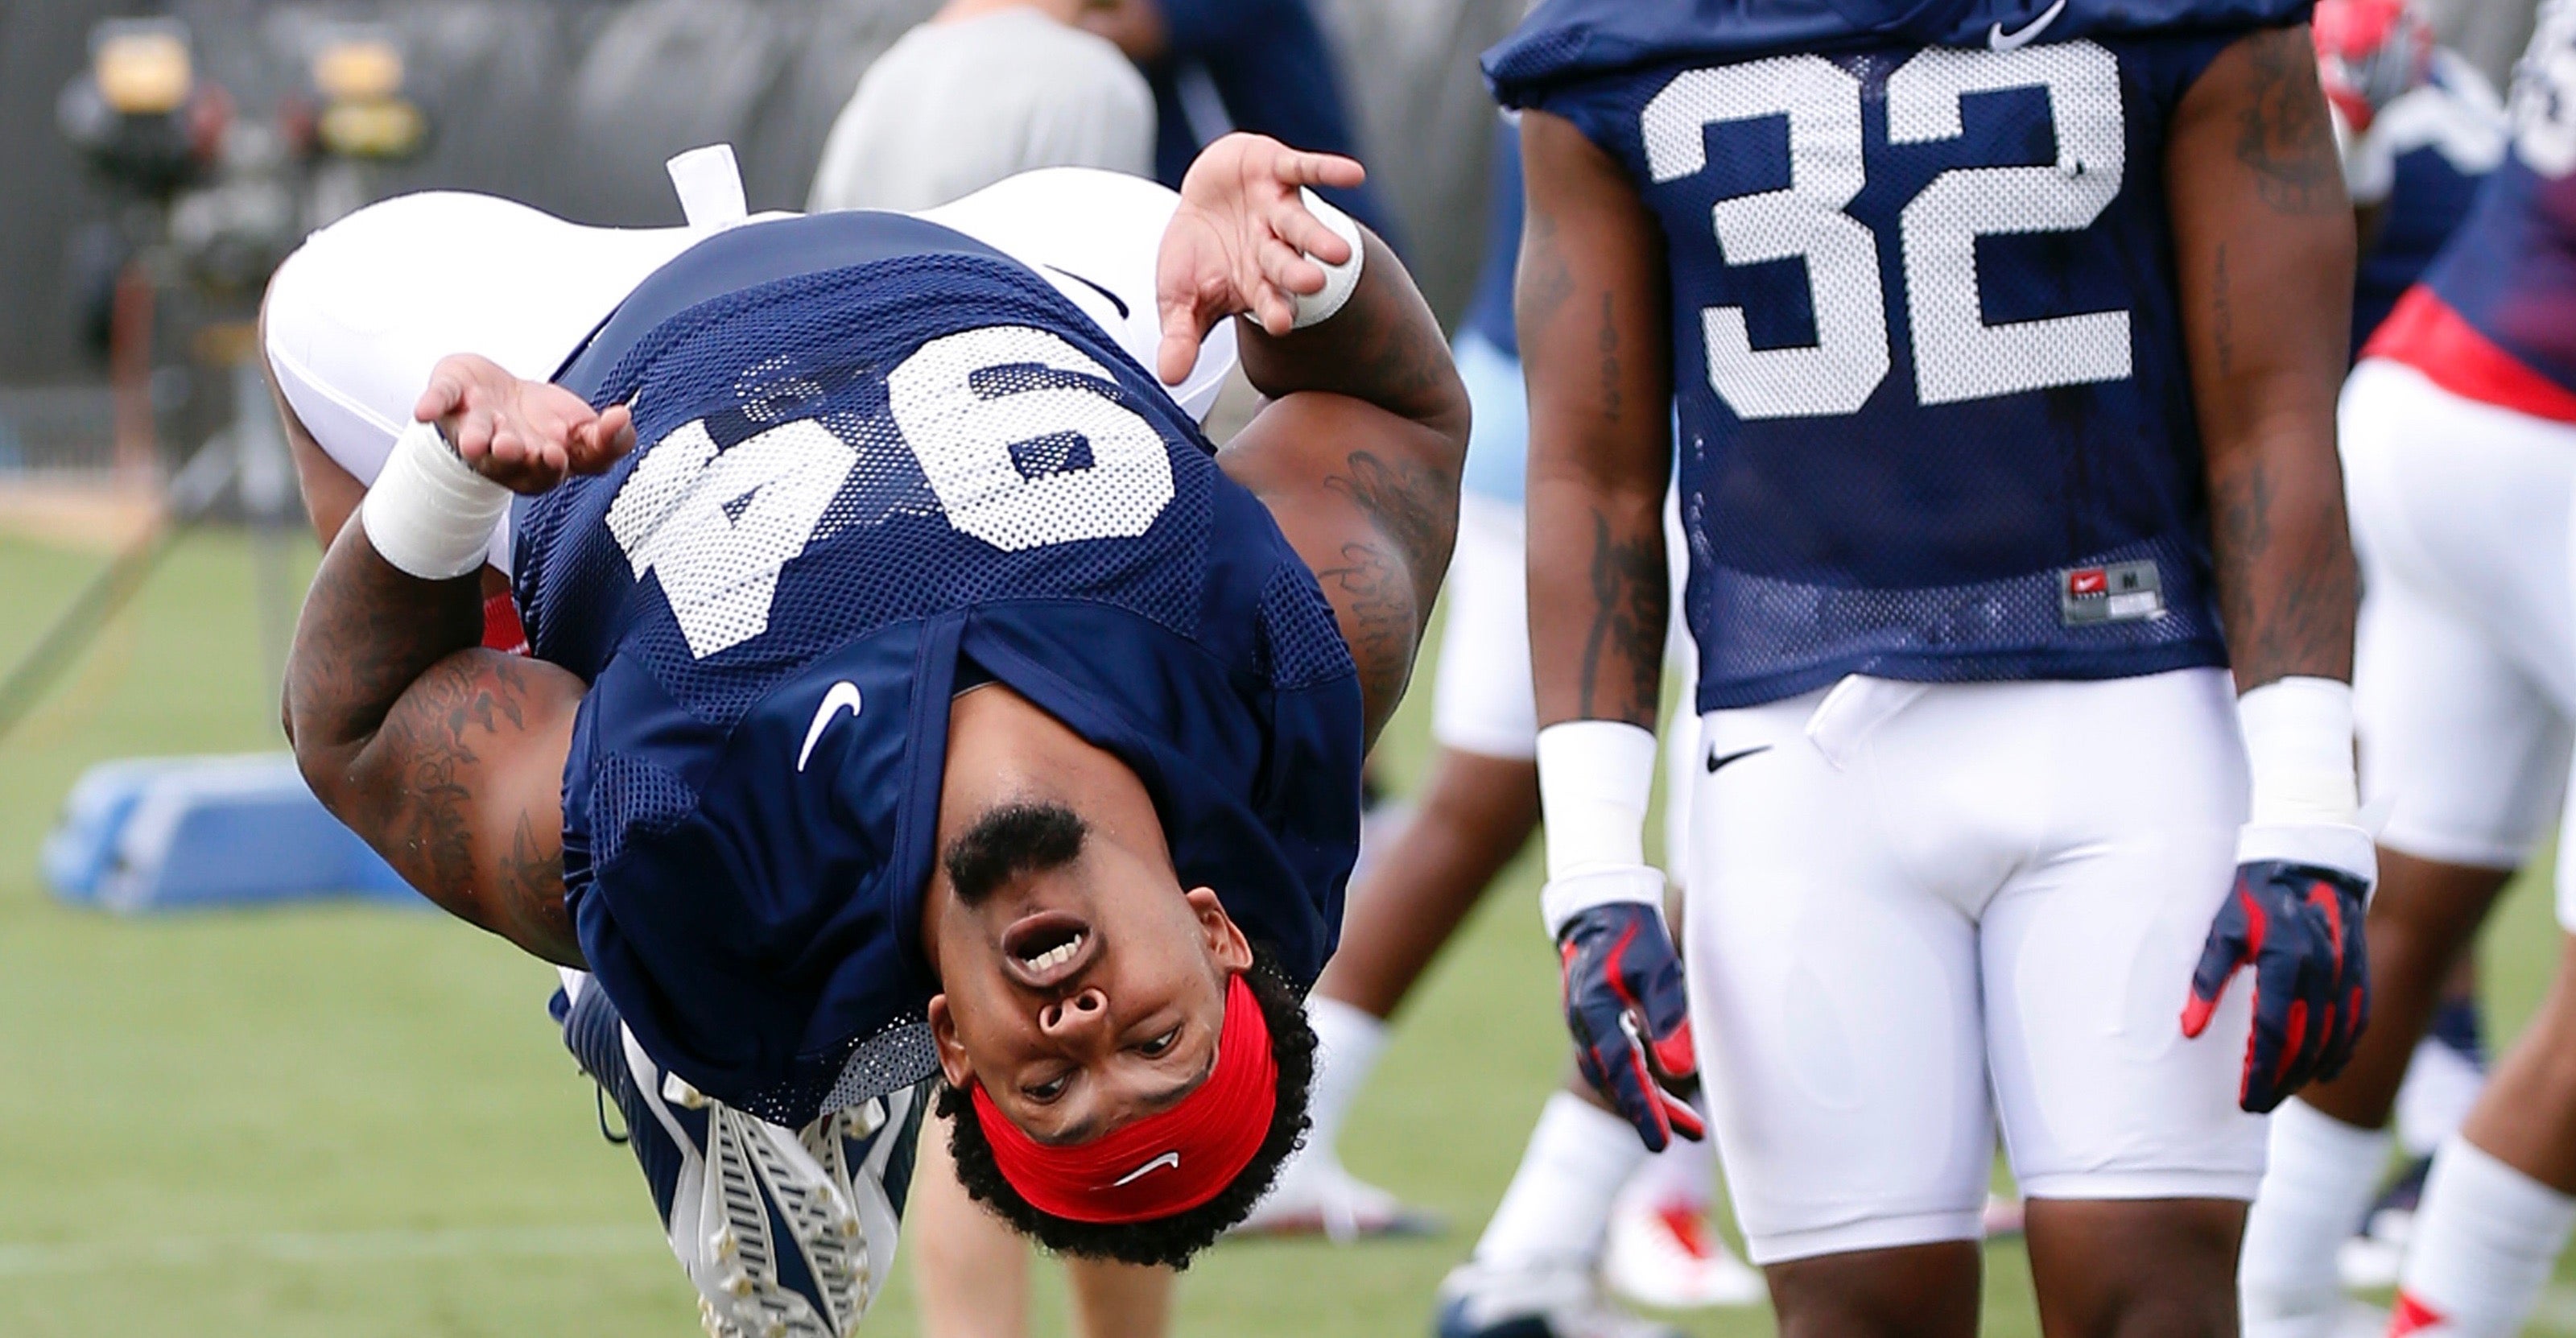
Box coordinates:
[969,972,1276,1224]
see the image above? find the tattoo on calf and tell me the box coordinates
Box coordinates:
[2235,28,2344,217]
[1578,510,1666,726]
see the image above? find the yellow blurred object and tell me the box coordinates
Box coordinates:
[312,39,404,102]
[317,98,427,159]
[94,30,192,116]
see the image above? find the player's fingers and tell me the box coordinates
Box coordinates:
[1656,1088,1707,1142]
[1257,237,1327,298]
[1247,281,1297,339]
[1277,149,1366,192]
[1618,1049,1671,1153]
[1647,1018,1699,1085]
[2319,979,2369,1082]
[2178,964,2237,1038]
[2180,924,2248,1038]
[1268,198,1353,268]
[450,404,497,459]
[414,374,464,424]
[592,404,638,467]
[1155,288,1214,384]
[2238,985,2291,1112]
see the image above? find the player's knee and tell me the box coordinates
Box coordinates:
[937,950,1316,1268]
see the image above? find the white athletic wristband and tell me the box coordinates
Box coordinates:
[1290,188,1364,330]
[2236,676,2372,874]
[359,418,513,581]
[2238,676,2359,828]
[1536,721,1662,937]
[1540,867,1667,941]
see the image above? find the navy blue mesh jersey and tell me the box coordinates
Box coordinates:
[513,212,1365,1126]
[2351,56,2505,353]
[1487,2,2289,709]
[2417,0,2576,395]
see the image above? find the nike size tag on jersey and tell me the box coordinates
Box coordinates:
[2060,560,2164,626]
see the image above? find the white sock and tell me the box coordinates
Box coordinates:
[2394,1039,2487,1159]
[1472,1092,1649,1270]
[2392,1135,2576,1337]
[1304,996,1389,1163]
[2241,1098,2395,1337]
[1612,1112,1715,1219]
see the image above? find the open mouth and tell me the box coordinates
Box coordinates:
[1000,911,1096,988]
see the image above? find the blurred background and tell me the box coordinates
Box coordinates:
[0,1,2565,1335]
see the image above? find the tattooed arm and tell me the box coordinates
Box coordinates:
[1518,112,1674,729]
[1174,136,1470,739]
[283,357,615,966]
[2169,25,2359,690]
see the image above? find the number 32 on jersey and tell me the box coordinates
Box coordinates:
[1645,43,2131,419]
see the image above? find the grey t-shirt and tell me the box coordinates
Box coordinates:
[807,9,1155,213]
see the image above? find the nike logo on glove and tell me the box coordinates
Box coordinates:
[1707,745,1771,774]
[1113,1151,1181,1186]
[1989,0,2067,50]
[798,681,863,772]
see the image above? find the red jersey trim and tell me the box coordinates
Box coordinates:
[481,592,530,656]
[2364,286,2576,423]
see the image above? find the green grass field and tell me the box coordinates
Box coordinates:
[0,527,2570,1336]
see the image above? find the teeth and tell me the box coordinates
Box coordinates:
[1022,932,1085,972]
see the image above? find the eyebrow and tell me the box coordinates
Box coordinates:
[1043,1060,1212,1146]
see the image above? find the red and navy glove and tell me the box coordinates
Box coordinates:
[1558,901,1704,1151]
[2183,857,2372,1113]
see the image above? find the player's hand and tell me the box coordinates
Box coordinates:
[415,353,635,495]
[1556,898,1704,1151]
[2182,836,2373,1113]
[1154,132,1366,386]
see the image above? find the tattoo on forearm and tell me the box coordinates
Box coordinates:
[1313,539,1417,738]
[1520,204,1577,337]
[2209,452,2357,687]
[1246,233,1462,436]
[2235,28,2343,217]
[1577,510,1667,725]
[287,534,569,951]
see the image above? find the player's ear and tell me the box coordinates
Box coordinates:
[927,993,976,1089]
[1183,886,1253,972]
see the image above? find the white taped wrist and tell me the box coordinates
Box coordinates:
[1541,867,1665,940]
[1536,721,1657,881]
[1290,188,1364,330]
[2238,676,2359,829]
[360,419,512,581]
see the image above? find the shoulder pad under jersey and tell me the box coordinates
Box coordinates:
[1484,0,2316,107]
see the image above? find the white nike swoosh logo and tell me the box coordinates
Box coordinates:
[797,681,863,773]
[1988,0,2067,50]
[1112,1151,1181,1187]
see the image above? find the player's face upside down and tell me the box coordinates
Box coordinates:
[923,798,1252,1146]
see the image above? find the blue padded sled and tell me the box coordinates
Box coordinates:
[45,754,421,912]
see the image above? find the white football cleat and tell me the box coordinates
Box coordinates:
[1231,1146,1440,1242]
[1602,1197,1765,1310]
[558,970,924,1338]
[1435,1260,1688,1338]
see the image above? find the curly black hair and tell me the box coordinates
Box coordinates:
[939,945,1315,1269]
